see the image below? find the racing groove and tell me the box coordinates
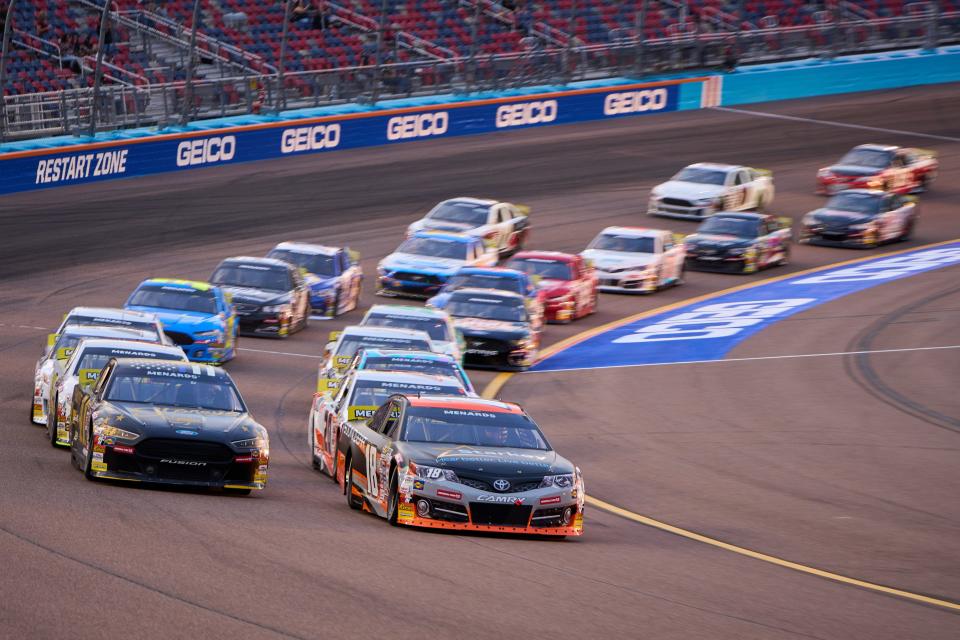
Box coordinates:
[0,84,958,639]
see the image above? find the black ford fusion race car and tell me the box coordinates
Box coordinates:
[68,359,269,494]
[799,189,917,248]
[442,288,541,371]
[337,395,584,536]
[684,211,792,274]
[209,256,310,338]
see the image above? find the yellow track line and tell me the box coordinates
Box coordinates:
[482,237,960,611]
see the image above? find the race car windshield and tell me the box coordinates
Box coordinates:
[364,314,450,341]
[402,407,549,450]
[363,358,469,387]
[212,264,292,292]
[698,217,759,238]
[128,285,218,314]
[337,336,431,359]
[588,234,656,254]
[507,258,573,280]
[64,315,158,334]
[427,202,489,226]
[674,167,727,185]
[397,237,468,260]
[268,249,336,276]
[826,192,882,214]
[349,381,465,407]
[105,372,245,412]
[447,299,526,322]
[839,148,892,168]
[445,273,524,294]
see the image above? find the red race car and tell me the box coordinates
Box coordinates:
[506,251,598,323]
[816,144,937,196]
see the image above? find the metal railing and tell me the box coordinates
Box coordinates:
[1,10,958,142]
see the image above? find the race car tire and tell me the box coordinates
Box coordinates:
[386,471,399,525]
[310,436,323,471]
[344,459,362,510]
[224,488,252,496]
[47,392,59,447]
[332,289,341,317]
[83,420,96,481]
[779,246,791,266]
[674,265,686,286]
[899,219,915,242]
[30,397,40,425]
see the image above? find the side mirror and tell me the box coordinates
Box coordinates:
[299,267,309,277]
[45,333,56,356]
[348,249,361,264]
[224,292,233,303]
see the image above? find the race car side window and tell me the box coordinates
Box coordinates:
[93,362,114,397]
[380,401,401,436]
[367,403,390,432]
[733,172,745,186]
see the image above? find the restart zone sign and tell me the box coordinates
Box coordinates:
[533,243,960,372]
[0,81,682,195]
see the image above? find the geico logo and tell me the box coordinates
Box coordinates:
[603,88,669,116]
[386,112,449,140]
[612,298,813,343]
[176,136,236,167]
[495,100,558,128]
[280,124,341,153]
[792,248,960,284]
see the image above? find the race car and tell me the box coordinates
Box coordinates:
[210,256,310,338]
[125,278,238,364]
[406,197,530,258]
[347,349,475,395]
[31,307,169,425]
[308,369,469,478]
[376,231,498,298]
[32,325,163,429]
[359,305,465,362]
[266,242,363,318]
[318,326,439,394]
[444,288,542,371]
[581,227,685,294]
[800,189,917,248]
[506,251,598,323]
[425,266,546,325]
[648,163,775,219]
[336,395,584,537]
[68,359,269,494]
[816,144,938,195]
[47,339,188,448]
[684,212,792,273]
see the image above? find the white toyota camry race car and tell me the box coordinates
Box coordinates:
[648,163,775,220]
[406,197,530,258]
[581,227,686,294]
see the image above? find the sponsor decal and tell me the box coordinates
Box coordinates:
[398,503,415,521]
[413,479,425,490]
[495,100,558,128]
[436,489,462,500]
[175,429,199,436]
[280,124,341,153]
[35,149,128,184]
[476,494,524,504]
[603,88,669,116]
[540,496,562,505]
[161,459,207,466]
[175,136,236,167]
[387,112,449,140]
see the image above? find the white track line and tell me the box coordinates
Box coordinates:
[713,106,960,143]
[525,344,960,374]
[238,347,322,359]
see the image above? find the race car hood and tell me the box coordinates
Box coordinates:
[453,317,529,340]
[406,444,568,477]
[126,306,220,330]
[581,249,657,271]
[106,402,254,437]
[305,274,337,290]
[537,279,573,298]
[414,219,478,233]
[827,164,880,177]
[806,208,874,226]
[686,233,752,249]
[653,181,725,200]
[218,286,288,306]
[380,252,465,275]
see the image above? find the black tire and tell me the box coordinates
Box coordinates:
[30,397,40,425]
[225,488,252,496]
[331,289,341,317]
[344,459,362,510]
[674,264,686,286]
[47,393,59,447]
[83,421,96,481]
[779,246,791,266]
[386,471,399,525]
[900,218,915,242]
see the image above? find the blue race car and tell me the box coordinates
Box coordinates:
[125,278,238,364]
[376,231,498,299]
[266,242,363,317]
[425,266,543,313]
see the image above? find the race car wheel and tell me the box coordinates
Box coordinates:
[224,488,252,496]
[900,218,915,242]
[47,393,59,447]
[344,460,362,510]
[386,471,399,526]
[779,246,791,266]
[83,421,96,481]
[674,265,686,286]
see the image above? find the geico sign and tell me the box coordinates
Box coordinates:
[792,248,960,284]
[386,112,449,140]
[612,298,813,343]
[280,124,341,153]
[176,136,236,167]
[603,89,669,116]
[495,100,558,128]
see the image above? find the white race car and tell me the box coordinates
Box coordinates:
[648,163,775,220]
[406,197,530,258]
[581,227,686,294]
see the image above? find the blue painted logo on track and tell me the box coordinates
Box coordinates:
[532,243,960,372]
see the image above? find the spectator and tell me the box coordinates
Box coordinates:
[311,0,330,31]
[37,9,51,39]
[290,0,312,26]
[722,39,739,72]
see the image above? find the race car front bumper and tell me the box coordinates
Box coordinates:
[816,175,878,195]
[462,338,536,370]
[596,271,658,294]
[376,275,446,299]
[237,312,292,338]
[685,254,753,273]
[179,343,235,364]
[544,298,576,323]
[799,229,877,248]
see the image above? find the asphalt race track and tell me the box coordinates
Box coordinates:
[1,83,958,639]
